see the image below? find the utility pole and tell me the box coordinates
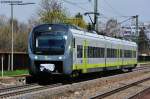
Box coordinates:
[135,15,139,37]
[94,0,98,31]
[11,2,14,71]
[85,0,99,31]
[132,15,139,37]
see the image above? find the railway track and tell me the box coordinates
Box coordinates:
[0,84,38,93]
[0,64,149,98]
[134,66,150,71]
[90,77,150,99]
[0,83,62,98]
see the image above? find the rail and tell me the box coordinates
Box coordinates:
[90,77,150,99]
[0,83,62,98]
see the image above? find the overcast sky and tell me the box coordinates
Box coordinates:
[0,0,150,23]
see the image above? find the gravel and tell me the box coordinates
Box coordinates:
[11,68,150,99]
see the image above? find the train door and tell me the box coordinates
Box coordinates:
[82,40,88,73]
[117,45,119,68]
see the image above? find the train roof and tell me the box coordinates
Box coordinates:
[70,28,137,47]
[31,24,137,47]
[32,24,81,32]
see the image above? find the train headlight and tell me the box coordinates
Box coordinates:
[69,45,71,50]
[59,56,62,60]
[34,56,38,59]
[48,27,52,31]
[63,36,67,40]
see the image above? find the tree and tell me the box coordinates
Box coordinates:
[0,15,7,26]
[28,16,40,29]
[138,28,150,55]
[105,18,121,37]
[38,0,68,23]
[65,13,87,29]
[0,16,29,52]
[0,25,11,51]
[8,19,19,33]
[75,13,83,19]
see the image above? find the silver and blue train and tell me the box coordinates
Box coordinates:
[28,24,137,77]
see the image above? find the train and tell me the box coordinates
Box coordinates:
[28,24,137,78]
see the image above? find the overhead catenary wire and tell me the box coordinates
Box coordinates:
[62,0,96,26]
[103,0,125,17]
[62,0,90,12]
[62,0,137,29]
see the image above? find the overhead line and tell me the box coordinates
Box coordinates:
[62,0,90,12]
[103,0,125,17]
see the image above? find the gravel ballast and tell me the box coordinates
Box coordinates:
[11,68,150,99]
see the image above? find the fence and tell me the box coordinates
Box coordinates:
[0,52,30,70]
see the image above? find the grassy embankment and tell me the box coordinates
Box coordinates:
[0,61,150,77]
[138,61,150,64]
[0,70,29,77]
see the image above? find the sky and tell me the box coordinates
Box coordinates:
[0,0,150,24]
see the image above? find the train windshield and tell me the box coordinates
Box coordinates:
[34,31,67,55]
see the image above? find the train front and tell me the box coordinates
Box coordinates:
[28,24,73,77]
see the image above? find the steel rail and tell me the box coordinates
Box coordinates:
[0,83,62,98]
[0,84,38,93]
[90,77,150,99]
[128,87,150,99]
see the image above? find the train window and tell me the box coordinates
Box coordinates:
[107,48,111,58]
[114,49,117,58]
[77,45,83,58]
[88,47,90,58]
[133,51,136,58]
[96,47,99,58]
[112,49,114,58]
[88,47,91,58]
[120,49,122,58]
[130,50,132,58]
[97,48,100,58]
[124,50,133,58]
[91,47,93,58]
[87,46,105,58]
[99,48,101,58]
[84,46,88,58]
[94,47,97,58]
[117,49,119,58]
[93,47,96,58]
[107,48,109,58]
[124,50,127,58]
[101,48,105,58]
[73,38,75,48]
[92,47,94,58]
[124,50,126,57]
[107,48,118,58]
[92,47,95,58]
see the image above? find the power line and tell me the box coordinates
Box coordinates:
[71,1,90,4]
[99,14,110,19]
[103,0,125,17]
[62,0,90,12]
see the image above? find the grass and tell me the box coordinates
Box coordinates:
[138,61,150,64]
[0,69,29,77]
[0,61,150,77]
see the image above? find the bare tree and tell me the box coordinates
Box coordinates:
[0,15,8,26]
[0,15,29,52]
[0,25,11,51]
[105,18,121,37]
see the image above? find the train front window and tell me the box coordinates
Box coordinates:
[34,32,67,55]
